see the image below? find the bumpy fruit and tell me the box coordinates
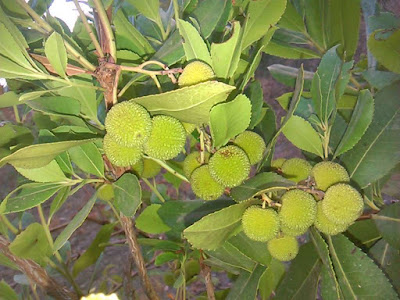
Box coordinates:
[242,206,280,242]
[144,115,186,160]
[267,235,299,261]
[209,145,250,187]
[233,131,266,165]
[279,189,317,234]
[97,184,114,201]
[103,134,142,167]
[105,101,152,147]
[311,161,350,191]
[131,159,144,176]
[281,223,307,236]
[190,165,224,200]
[271,158,286,170]
[322,183,363,225]
[141,158,162,178]
[281,158,312,183]
[178,61,215,87]
[183,151,210,178]
[314,202,349,235]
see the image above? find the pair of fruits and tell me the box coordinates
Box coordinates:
[184,131,267,200]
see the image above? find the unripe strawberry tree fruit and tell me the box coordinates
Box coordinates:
[0,0,399,299]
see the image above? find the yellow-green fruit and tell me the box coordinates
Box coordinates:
[190,165,225,200]
[233,131,266,165]
[183,151,210,178]
[314,202,349,235]
[141,158,162,178]
[271,158,286,169]
[242,206,280,242]
[281,158,312,183]
[144,115,186,160]
[97,184,114,201]
[182,122,197,134]
[178,61,215,87]
[281,223,307,236]
[131,159,144,176]
[105,101,152,147]
[267,235,299,261]
[103,134,142,167]
[209,145,250,188]
[279,189,317,234]
[311,161,350,191]
[322,183,363,225]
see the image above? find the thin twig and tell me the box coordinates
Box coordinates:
[143,178,166,203]
[144,155,189,183]
[93,0,116,62]
[200,254,216,300]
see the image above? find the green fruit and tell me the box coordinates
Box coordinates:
[281,158,312,183]
[242,206,280,242]
[142,158,162,178]
[271,158,286,169]
[322,183,363,225]
[281,223,307,236]
[97,184,114,201]
[178,61,215,87]
[182,122,197,134]
[233,131,266,165]
[311,161,350,191]
[183,151,210,178]
[209,145,250,188]
[103,134,142,167]
[131,159,144,176]
[279,189,317,234]
[267,235,299,261]
[314,202,349,235]
[105,101,152,147]
[144,115,186,160]
[190,165,225,200]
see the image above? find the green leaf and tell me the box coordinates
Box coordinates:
[0,281,18,300]
[278,1,305,32]
[49,186,71,220]
[27,96,81,117]
[275,243,322,300]
[68,142,104,177]
[264,41,320,59]
[0,55,44,80]
[155,252,178,266]
[267,64,313,89]
[342,83,400,188]
[0,123,33,150]
[328,234,398,299]
[0,182,64,214]
[53,194,97,251]
[209,94,252,148]
[0,91,20,108]
[226,265,267,300]
[371,203,400,250]
[259,259,285,300]
[245,81,264,129]
[368,29,400,74]
[113,173,141,217]
[346,219,381,248]
[72,223,115,277]
[242,0,287,50]
[369,240,400,294]
[334,90,374,157]
[303,0,328,49]
[183,201,252,250]
[327,0,361,60]
[211,21,242,79]
[362,70,400,90]
[151,31,185,65]
[230,172,294,202]
[0,138,98,169]
[9,223,52,265]
[126,0,161,27]
[282,115,323,157]
[132,81,235,124]
[44,32,67,78]
[178,19,212,66]
[136,204,171,234]
[15,160,68,183]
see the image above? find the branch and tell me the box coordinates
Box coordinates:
[200,254,216,300]
[120,216,160,300]
[0,236,78,300]
[93,0,116,62]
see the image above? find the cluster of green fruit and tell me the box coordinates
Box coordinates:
[242,161,364,262]
[183,130,266,200]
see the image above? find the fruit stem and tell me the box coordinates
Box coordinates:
[144,156,189,183]
[0,215,18,235]
[142,178,165,203]
[261,193,272,207]
[199,128,205,164]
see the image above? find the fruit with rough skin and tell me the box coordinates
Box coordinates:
[267,235,299,261]
[97,184,114,201]
[242,206,280,242]
[183,151,210,178]
[281,158,312,183]
[279,189,317,235]
[103,134,142,167]
[141,158,162,178]
[322,183,363,225]
[131,159,144,176]
[209,145,250,187]
[314,201,349,235]
[311,161,350,191]
[190,165,225,200]
[233,131,266,165]
[281,223,307,236]
[178,61,215,87]
[271,158,286,170]
[105,101,152,147]
[144,115,186,160]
